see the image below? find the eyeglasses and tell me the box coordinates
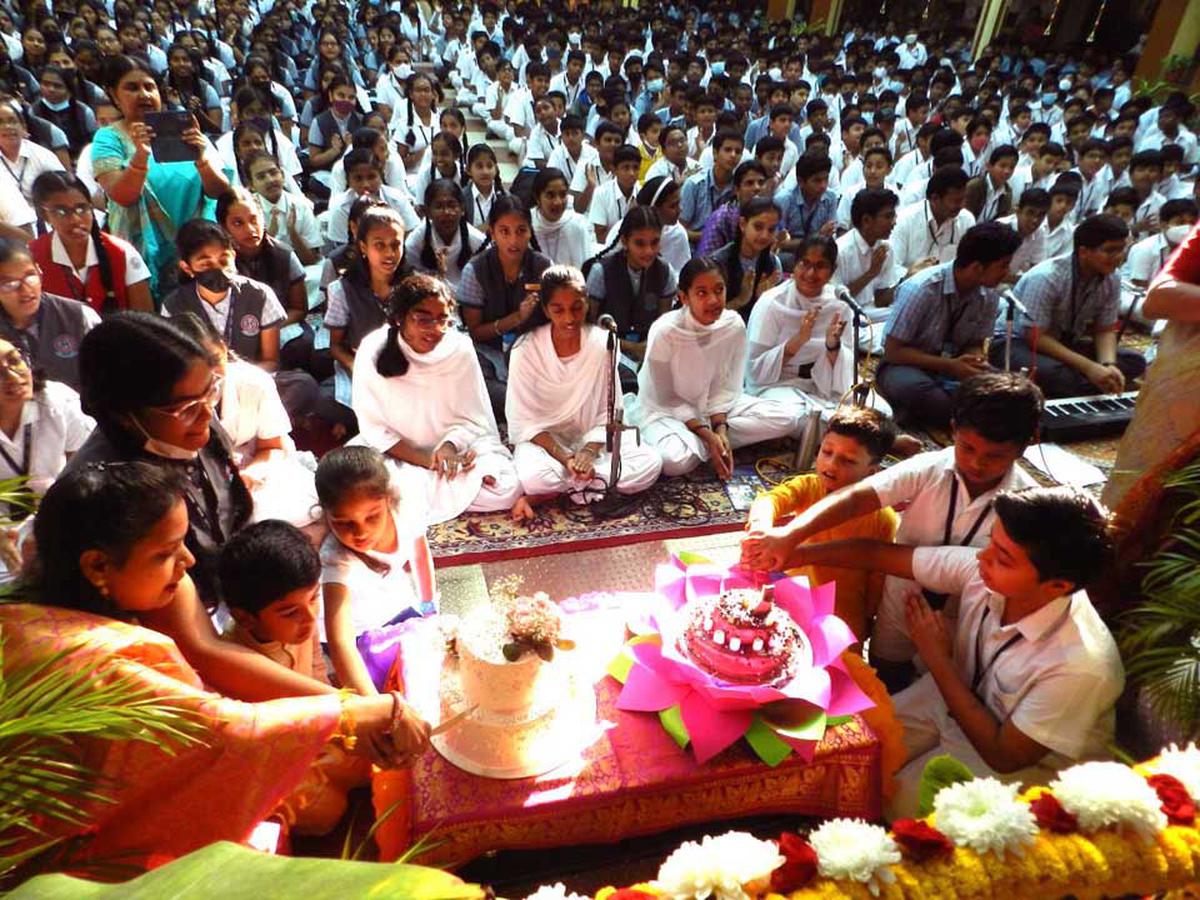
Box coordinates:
[43,203,93,220]
[409,313,452,330]
[0,353,28,376]
[796,259,834,274]
[148,375,223,421]
[0,273,41,294]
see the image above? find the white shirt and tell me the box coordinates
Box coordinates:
[868,446,1036,618]
[330,151,408,196]
[834,228,898,311]
[525,122,561,165]
[569,156,615,195]
[546,142,595,186]
[549,71,584,108]
[326,185,420,246]
[0,380,93,497]
[404,219,487,289]
[659,221,692,274]
[0,139,65,199]
[164,278,288,336]
[890,201,977,272]
[502,87,537,133]
[587,179,637,241]
[1124,232,1175,284]
[1042,217,1075,260]
[1009,165,1055,205]
[995,214,1047,278]
[642,154,702,185]
[49,230,150,289]
[219,358,293,464]
[913,545,1123,767]
[258,191,322,255]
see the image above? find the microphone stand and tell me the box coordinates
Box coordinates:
[1001,290,1033,374]
[592,324,640,518]
[835,287,869,407]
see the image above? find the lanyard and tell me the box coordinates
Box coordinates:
[926,202,956,257]
[798,198,821,238]
[1065,258,1090,344]
[942,473,993,547]
[59,263,89,305]
[0,422,32,477]
[0,153,28,195]
[971,607,1022,693]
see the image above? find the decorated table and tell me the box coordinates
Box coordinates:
[371,575,899,867]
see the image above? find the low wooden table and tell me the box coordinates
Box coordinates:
[372,594,882,866]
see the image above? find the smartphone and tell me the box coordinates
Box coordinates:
[143,111,199,163]
[725,480,758,512]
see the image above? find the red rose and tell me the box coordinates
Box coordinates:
[1148,774,1197,826]
[891,819,953,861]
[770,832,818,892]
[1030,793,1079,833]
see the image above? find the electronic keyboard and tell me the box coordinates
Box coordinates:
[1040,391,1139,442]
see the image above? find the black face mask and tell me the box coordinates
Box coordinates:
[194,268,231,292]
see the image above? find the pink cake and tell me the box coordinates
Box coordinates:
[432,601,595,779]
[679,587,809,686]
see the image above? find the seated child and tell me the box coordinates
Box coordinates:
[219,520,371,835]
[316,446,437,696]
[746,407,900,643]
[770,485,1124,820]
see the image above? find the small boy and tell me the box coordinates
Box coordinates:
[1126,149,1167,237]
[686,91,718,159]
[835,145,893,232]
[771,485,1123,820]
[1071,137,1110,220]
[635,112,663,181]
[642,123,701,184]
[589,143,641,243]
[743,372,1043,691]
[1125,197,1198,288]
[964,144,1018,223]
[1042,178,1080,259]
[746,407,900,643]
[569,120,622,214]
[775,154,837,252]
[679,128,743,236]
[1102,185,1139,226]
[547,113,596,187]
[754,135,787,195]
[835,186,900,321]
[996,186,1050,281]
[1010,138,1063,204]
[219,520,329,684]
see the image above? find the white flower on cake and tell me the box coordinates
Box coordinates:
[1149,742,1200,800]
[654,830,783,900]
[523,883,588,900]
[500,592,575,662]
[1050,761,1167,840]
[807,819,900,896]
[933,778,1039,856]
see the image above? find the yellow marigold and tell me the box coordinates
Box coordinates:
[1158,828,1199,884]
[595,886,662,900]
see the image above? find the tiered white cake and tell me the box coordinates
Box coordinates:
[431,603,596,779]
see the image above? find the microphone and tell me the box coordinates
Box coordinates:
[597,314,619,332]
[833,285,867,319]
[1001,289,1032,319]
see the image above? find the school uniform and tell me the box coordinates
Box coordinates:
[587,179,638,242]
[162,276,287,362]
[0,293,99,391]
[404,219,487,289]
[834,228,899,325]
[584,252,678,345]
[30,231,150,315]
[995,214,1048,278]
[325,185,421,248]
[0,138,65,200]
[964,173,1013,223]
[0,380,94,501]
[890,201,977,273]
[258,191,322,257]
[548,142,597,188]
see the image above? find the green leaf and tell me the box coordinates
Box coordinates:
[918,755,975,817]
[744,716,793,767]
[658,705,690,749]
[6,842,486,899]
[676,551,713,566]
[771,710,826,742]
[606,651,633,684]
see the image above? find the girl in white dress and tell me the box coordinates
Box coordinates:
[746,236,891,417]
[351,274,532,524]
[626,258,805,479]
[316,445,436,695]
[506,266,662,502]
[531,168,595,269]
[637,176,692,275]
[405,179,486,290]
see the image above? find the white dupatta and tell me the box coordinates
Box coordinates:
[629,307,747,426]
[745,280,854,401]
[531,208,595,269]
[506,324,610,447]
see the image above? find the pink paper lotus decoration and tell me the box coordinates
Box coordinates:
[609,554,874,765]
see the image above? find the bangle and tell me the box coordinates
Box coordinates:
[127,161,148,173]
[332,688,358,751]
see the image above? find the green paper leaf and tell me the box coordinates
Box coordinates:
[607,650,633,684]
[676,551,714,566]
[918,754,976,817]
[659,705,690,748]
[826,715,854,727]
[744,716,793,767]
[772,710,827,742]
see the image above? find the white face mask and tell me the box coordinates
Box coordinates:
[873,66,887,80]
[131,413,202,461]
[1166,223,1193,246]
[905,34,917,45]
[393,63,413,78]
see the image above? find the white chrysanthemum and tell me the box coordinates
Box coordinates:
[523,884,587,900]
[654,831,783,900]
[933,778,1039,857]
[808,819,901,897]
[1150,742,1200,800]
[1051,761,1167,840]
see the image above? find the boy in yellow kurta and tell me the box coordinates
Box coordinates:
[746,408,900,644]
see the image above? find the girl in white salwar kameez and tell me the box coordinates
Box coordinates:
[351,274,532,524]
[532,168,595,269]
[746,238,893,418]
[626,258,805,479]
[506,266,663,502]
[171,312,320,529]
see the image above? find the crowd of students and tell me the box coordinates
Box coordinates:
[0,0,1195,852]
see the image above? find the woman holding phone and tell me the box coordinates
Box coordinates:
[91,55,231,299]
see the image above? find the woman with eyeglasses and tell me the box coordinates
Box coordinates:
[66,312,253,613]
[352,274,531,525]
[0,238,100,391]
[29,171,154,316]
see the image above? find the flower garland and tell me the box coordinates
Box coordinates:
[532,748,1200,900]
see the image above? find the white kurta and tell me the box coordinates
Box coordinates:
[626,308,803,476]
[506,325,662,500]
[219,359,319,527]
[351,326,522,525]
[531,208,595,269]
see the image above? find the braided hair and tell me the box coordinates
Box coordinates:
[421,179,473,273]
[30,171,118,314]
[374,273,455,378]
[581,205,662,277]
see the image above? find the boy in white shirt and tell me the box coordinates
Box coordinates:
[768,484,1124,820]
[503,61,550,160]
[835,186,900,344]
[1009,139,1064,205]
[525,97,563,169]
[588,144,641,243]
[996,187,1050,282]
[1042,181,1080,260]
[547,114,597,187]
[1125,198,1198,288]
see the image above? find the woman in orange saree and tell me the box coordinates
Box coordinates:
[0,462,430,869]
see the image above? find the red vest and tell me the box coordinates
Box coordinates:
[30,231,131,315]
